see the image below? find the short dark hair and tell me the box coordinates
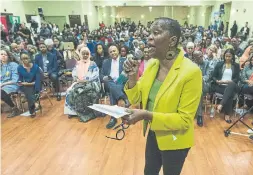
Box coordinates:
[155,17,181,45]
[120,45,129,54]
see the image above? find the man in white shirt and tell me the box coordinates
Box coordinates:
[240,22,250,41]
[101,45,129,129]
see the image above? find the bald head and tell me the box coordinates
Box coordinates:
[108,45,119,60]
[193,50,203,64]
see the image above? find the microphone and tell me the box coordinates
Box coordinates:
[124,50,143,75]
[129,49,143,60]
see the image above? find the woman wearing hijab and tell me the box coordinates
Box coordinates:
[64,47,101,122]
[123,18,202,175]
[239,45,253,69]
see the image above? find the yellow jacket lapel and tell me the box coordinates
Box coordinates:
[153,49,184,110]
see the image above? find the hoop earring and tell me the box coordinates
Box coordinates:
[166,46,176,60]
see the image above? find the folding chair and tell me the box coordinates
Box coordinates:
[10,92,23,111]
[59,58,77,88]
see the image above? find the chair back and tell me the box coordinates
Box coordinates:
[65,58,77,70]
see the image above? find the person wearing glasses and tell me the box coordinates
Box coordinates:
[17,53,41,117]
[123,18,202,175]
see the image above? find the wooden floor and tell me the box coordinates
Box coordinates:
[1,98,253,175]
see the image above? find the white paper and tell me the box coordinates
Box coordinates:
[88,104,130,118]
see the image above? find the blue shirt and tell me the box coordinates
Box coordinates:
[0,62,19,94]
[18,64,41,92]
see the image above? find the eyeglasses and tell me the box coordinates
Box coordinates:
[106,122,129,140]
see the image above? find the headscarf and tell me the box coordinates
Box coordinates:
[240,45,253,69]
[77,47,91,80]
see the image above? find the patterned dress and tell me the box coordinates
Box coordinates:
[64,61,101,122]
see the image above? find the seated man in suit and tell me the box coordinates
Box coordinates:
[192,50,211,127]
[35,43,61,101]
[44,39,65,70]
[101,44,130,129]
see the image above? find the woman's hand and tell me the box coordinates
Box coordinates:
[123,57,140,76]
[122,109,152,125]
[216,80,223,84]
[248,80,253,86]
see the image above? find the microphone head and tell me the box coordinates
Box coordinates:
[129,50,143,60]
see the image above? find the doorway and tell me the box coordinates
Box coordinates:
[69,15,81,28]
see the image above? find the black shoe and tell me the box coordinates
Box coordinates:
[106,117,117,129]
[197,115,203,127]
[225,119,232,124]
[68,115,77,119]
[31,112,36,118]
[7,107,20,118]
[57,95,61,101]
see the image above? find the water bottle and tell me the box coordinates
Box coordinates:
[210,107,215,118]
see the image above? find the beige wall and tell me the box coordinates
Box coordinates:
[1,0,26,23]
[229,1,253,37]
[0,0,98,30]
[1,0,252,37]
[114,6,189,25]
[22,1,98,30]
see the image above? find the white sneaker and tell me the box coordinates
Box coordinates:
[247,128,253,134]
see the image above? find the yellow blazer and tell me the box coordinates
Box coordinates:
[124,49,202,150]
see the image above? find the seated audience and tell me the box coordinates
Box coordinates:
[10,43,22,64]
[192,50,211,126]
[18,53,41,117]
[27,45,38,62]
[138,46,153,78]
[93,44,108,70]
[53,37,64,53]
[101,44,129,129]
[240,54,253,106]
[120,46,129,58]
[204,45,219,78]
[231,38,243,57]
[44,39,65,70]
[35,43,61,101]
[212,49,240,123]
[64,47,101,122]
[214,39,222,59]
[239,45,253,69]
[184,42,195,59]
[1,49,20,117]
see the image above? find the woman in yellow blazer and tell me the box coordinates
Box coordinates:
[123,18,202,175]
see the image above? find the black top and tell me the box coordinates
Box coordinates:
[19,28,32,44]
[212,62,240,84]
